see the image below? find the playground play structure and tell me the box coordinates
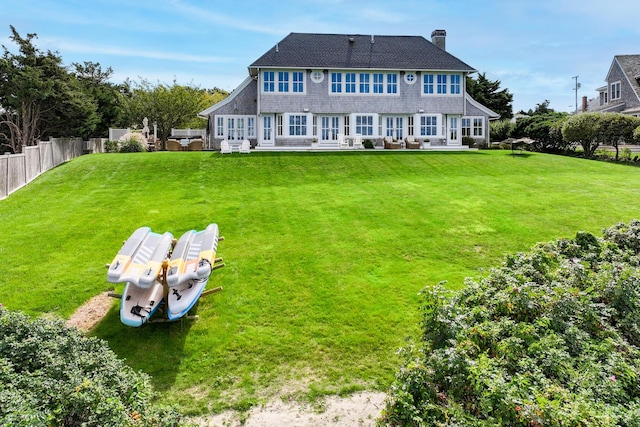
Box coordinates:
[106,224,224,327]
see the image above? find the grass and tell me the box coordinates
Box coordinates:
[1,150,640,415]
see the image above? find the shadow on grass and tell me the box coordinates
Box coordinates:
[90,295,199,393]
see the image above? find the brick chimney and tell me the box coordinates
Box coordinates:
[582,96,588,112]
[431,29,446,51]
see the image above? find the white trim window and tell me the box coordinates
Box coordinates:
[293,71,304,93]
[329,71,398,95]
[373,73,384,93]
[216,116,224,137]
[359,73,370,93]
[611,81,621,100]
[387,73,398,94]
[354,114,375,136]
[287,114,309,137]
[278,71,289,92]
[423,73,463,96]
[450,74,461,94]
[462,117,484,137]
[261,70,305,94]
[345,73,356,93]
[215,115,257,140]
[417,114,442,137]
[331,72,342,93]
[423,74,434,94]
[263,71,275,92]
[437,74,447,94]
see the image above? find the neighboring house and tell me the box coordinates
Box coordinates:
[588,55,640,117]
[199,30,499,150]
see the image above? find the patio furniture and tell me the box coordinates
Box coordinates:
[188,139,203,151]
[239,139,251,154]
[166,139,181,151]
[338,134,349,149]
[405,136,421,149]
[220,140,232,154]
[384,136,401,149]
[353,134,363,149]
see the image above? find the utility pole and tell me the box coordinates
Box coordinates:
[573,76,580,114]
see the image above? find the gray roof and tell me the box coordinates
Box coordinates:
[615,55,640,104]
[249,32,476,72]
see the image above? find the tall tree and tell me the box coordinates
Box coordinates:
[71,62,124,138]
[121,79,212,149]
[466,72,513,120]
[0,26,62,153]
[0,26,101,152]
[596,113,640,161]
[561,112,602,158]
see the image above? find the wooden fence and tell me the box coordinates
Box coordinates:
[0,138,106,201]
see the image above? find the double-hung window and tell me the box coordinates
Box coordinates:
[359,73,370,93]
[345,73,356,93]
[331,72,342,93]
[423,74,434,94]
[289,115,307,136]
[355,115,374,136]
[387,74,397,94]
[373,73,384,93]
[263,71,275,92]
[293,72,304,93]
[450,74,461,94]
[437,74,447,94]
[278,72,289,92]
[611,81,621,100]
[420,116,438,136]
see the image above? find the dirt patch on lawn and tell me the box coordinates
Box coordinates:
[192,391,386,427]
[66,291,115,331]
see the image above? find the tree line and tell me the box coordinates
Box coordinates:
[489,100,640,161]
[0,26,228,154]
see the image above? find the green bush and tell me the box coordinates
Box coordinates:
[363,139,375,149]
[105,140,119,153]
[0,309,189,426]
[119,139,145,153]
[381,220,640,426]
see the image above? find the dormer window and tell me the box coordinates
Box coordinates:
[611,81,621,100]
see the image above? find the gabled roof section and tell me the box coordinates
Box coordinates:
[249,32,476,73]
[608,55,640,104]
[198,76,253,117]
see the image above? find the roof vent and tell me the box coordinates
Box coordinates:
[371,35,374,43]
[349,37,354,43]
[275,43,279,52]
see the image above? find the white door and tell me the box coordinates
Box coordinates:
[448,116,460,145]
[261,116,273,146]
[320,116,340,141]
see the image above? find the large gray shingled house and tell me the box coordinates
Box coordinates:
[199,30,499,150]
[588,55,640,117]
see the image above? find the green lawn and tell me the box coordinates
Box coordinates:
[1,150,639,415]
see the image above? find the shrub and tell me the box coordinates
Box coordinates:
[118,133,146,153]
[105,140,120,153]
[381,220,640,426]
[363,139,375,149]
[0,309,189,426]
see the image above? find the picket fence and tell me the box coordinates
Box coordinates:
[0,137,106,201]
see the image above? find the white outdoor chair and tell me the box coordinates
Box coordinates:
[338,134,349,149]
[353,134,363,149]
[240,139,251,154]
[220,139,232,154]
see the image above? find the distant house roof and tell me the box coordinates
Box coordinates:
[249,32,476,74]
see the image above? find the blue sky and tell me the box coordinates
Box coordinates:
[2,0,640,114]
